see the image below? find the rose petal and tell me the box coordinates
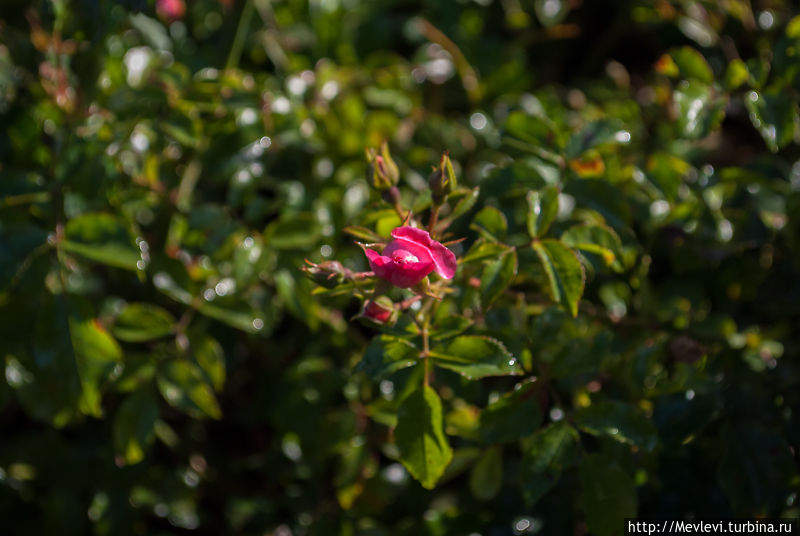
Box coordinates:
[428,240,457,279]
[364,247,434,288]
[383,238,433,264]
[391,226,457,280]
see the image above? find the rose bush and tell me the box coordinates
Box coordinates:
[1,1,799,535]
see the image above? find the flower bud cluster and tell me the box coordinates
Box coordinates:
[305,143,462,329]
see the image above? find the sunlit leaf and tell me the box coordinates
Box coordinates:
[470,206,507,240]
[192,335,226,392]
[63,213,139,271]
[521,422,580,506]
[395,386,453,489]
[479,378,541,444]
[462,240,512,263]
[673,80,726,140]
[357,335,419,379]
[533,239,585,317]
[480,247,517,308]
[113,389,159,465]
[113,303,175,342]
[157,360,222,419]
[745,90,797,153]
[565,119,627,160]
[670,46,713,83]
[575,400,659,451]
[560,224,623,268]
[526,186,559,238]
[430,336,522,379]
[264,213,321,249]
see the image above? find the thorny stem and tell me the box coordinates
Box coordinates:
[393,200,407,222]
[428,203,441,235]
[418,296,434,387]
[422,318,430,387]
[381,187,407,222]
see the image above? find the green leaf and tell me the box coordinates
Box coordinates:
[724,59,749,90]
[560,224,623,268]
[462,240,512,263]
[480,247,517,308]
[129,13,172,51]
[745,90,797,153]
[13,298,83,426]
[394,386,453,489]
[430,335,522,379]
[152,269,193,305]
[565,179,631,228]
[112,303,175,342]
[579,454,637,536]
[4,297,117,423]
[447,187,480,222]
[430,315,473,341]
[575,400,659,451]
[157,360,222,419]
[646,153,690,202]
[69,310,124,417]
[479,378,541,444]
[470,206,507,240]
[670,46,713,83]
[113,389,159,465]
[376,213,403,238]
[264,213,321,250]
[672,81,726,140]
[788,15,800,38]
[356,335,419,379]
[343,225,384,243]
[162,119,199,148]
[192,335,226,392]
[113,353,156,393]
[469,446,503,501]
[533,239,585,317]
[526,186,560,238]
[232,234,266,287]
[520,422,580,506]
[565,119,626,160]
[505,111,556,146]
[63,213,139,271]
[196,301,268,334]
[548,331,612,378]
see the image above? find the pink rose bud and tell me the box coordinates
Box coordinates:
[364,226,457,288]
[156,0,186,22]
[362,298,395,325]
[428,152,457,204]
[301,259,347,288]
[365,141,399,191]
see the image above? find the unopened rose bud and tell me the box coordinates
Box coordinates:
[366,141,399,191]
[360,297,396,325]
[301,259,347,288]
[428,153,456,204]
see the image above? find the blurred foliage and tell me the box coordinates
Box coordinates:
[1,0,800,534]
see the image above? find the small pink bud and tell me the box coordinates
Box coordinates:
[365,142,399,191]
[362,299,394,324]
